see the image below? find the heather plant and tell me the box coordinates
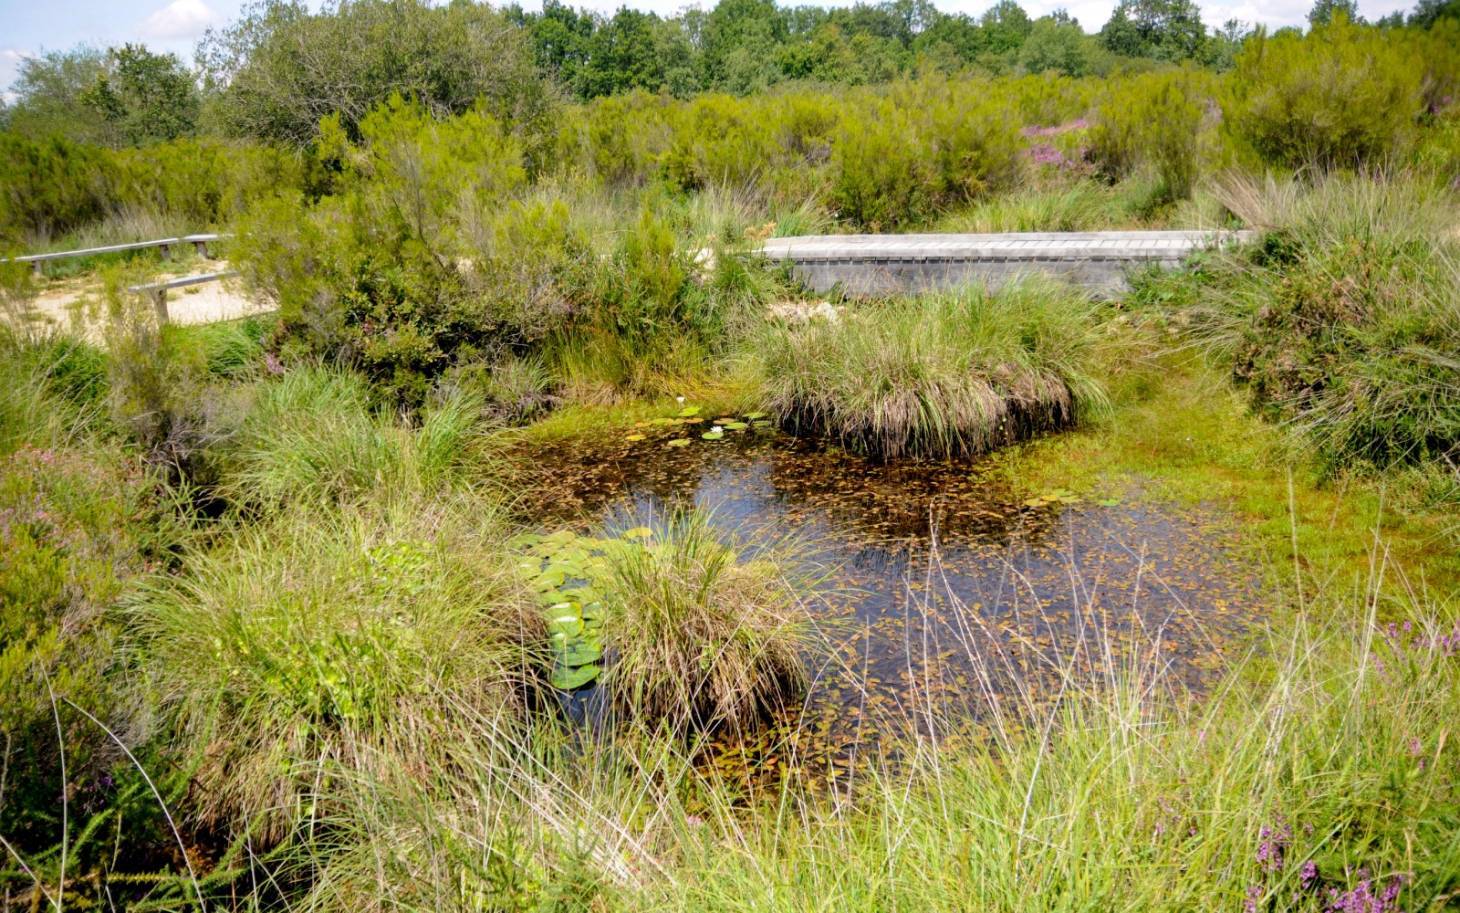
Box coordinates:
[1184,174,1460,473]
[0,331,187,891]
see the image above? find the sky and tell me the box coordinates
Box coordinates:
[0,0,1419,101]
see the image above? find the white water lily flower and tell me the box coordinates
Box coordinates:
[676,396,686,403]
[711,425,723,433]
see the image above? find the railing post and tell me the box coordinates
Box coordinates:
[151,288,169,325]
[192,239,209,258]
[31,261,42,278]
[159,242,171,261]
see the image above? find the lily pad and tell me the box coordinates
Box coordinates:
[625,433,646,442]
[666,438,692,448]
[551,663,600,691]
[676,405,701,418]
[744,411,767,420]
[702,430,724,440]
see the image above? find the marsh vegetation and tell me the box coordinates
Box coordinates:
[3,1,1460,911]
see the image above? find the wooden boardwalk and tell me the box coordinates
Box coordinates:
[758,230,1254,295]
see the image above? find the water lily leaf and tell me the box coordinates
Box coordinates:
[551,663,600,691]
[625,433,646,442]
[676,405,701,417]
[666,438,692,448]
[648,417,679,426]
[744,411,767,420]
[563,642,603,666]
[1097,497,1121,507]
[548,618,583,638]
[702,431,724,440]
[724,421,748,431]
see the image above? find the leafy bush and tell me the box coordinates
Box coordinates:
[757,279,1107,459]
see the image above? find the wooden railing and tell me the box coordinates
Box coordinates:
[128,270,240,324]
[1,233,226,276]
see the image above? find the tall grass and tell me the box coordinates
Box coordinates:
[657,592,1460,912]
[596,511,817,734]
[757,279,1108,460]
[130,490,545,843]
[216,365,482,510]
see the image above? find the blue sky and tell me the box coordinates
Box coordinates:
[0,0,1418,100]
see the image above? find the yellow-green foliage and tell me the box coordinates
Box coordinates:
[1088,69,1213,203]
[1225,17,1428,169]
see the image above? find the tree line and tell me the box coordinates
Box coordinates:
[1,0,1456,150]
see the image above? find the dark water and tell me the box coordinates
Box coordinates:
[511,425,1262,782]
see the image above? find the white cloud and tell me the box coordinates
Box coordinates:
[138,0,223,42]
[1,48,36,96]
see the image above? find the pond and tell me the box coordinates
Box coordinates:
[510,418,1265,784]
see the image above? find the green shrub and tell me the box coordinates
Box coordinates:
[757,279,1107,459]
[0,134,120,243]
[1225,17,1426,169]
[1088,69,1209,203]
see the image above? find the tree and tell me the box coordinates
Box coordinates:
[1307,0,1362,26]
[1018,16,1098,76]
[980,0,1034,55]
[80,45,199,144]
[2,48,112,144]
[699,0,786,91]
[197,0,555,145]
[1099,0,1207,60]
[1408,0,1460,26]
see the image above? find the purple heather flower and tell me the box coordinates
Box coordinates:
[1302,860,1319,888]
[1244,884,1263,913]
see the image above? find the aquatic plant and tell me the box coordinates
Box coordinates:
[756,279,1107,460]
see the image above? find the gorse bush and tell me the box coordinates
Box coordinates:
[758,279,1107,459]
[1225,17,1427,170]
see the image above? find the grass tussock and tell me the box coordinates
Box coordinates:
[131,491,544,843]
[757,279,1107,460]
[216,365,482,511]
[597,511,816,734]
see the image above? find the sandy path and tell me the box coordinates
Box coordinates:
[10,261,275,341]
